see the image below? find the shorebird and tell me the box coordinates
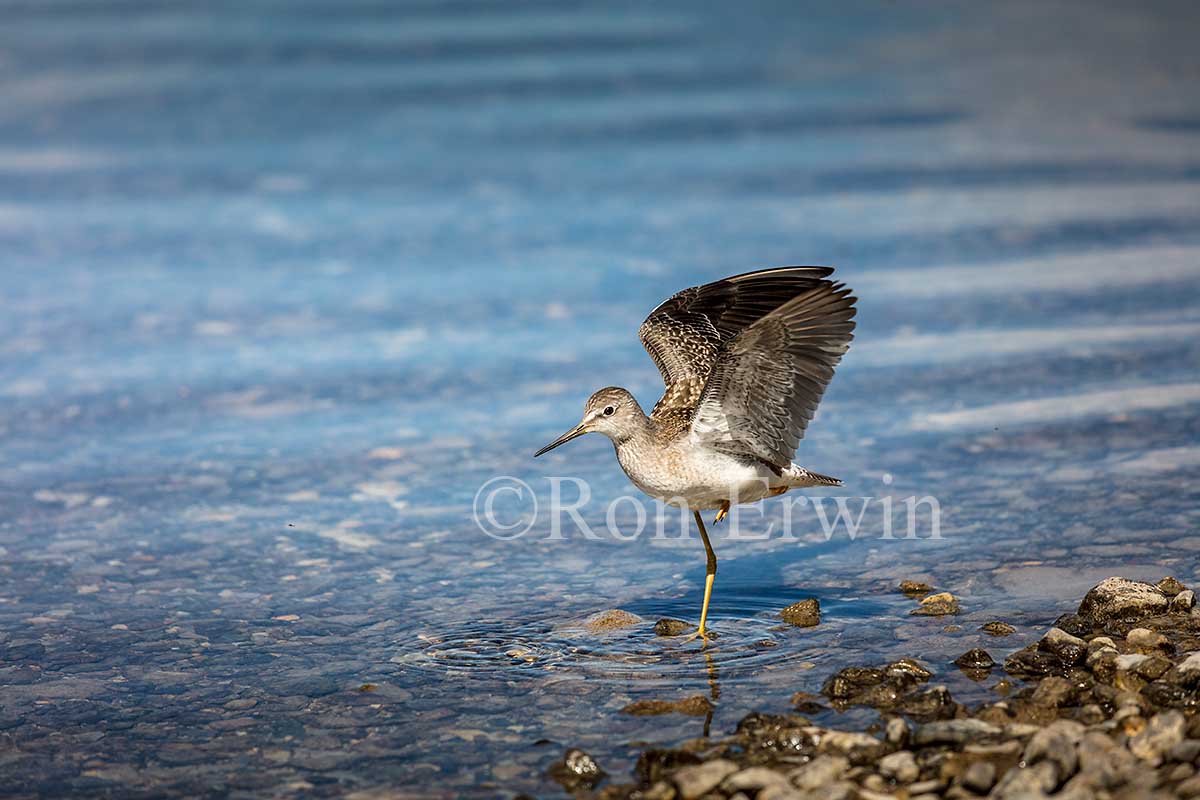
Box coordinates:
[534,267,856,641]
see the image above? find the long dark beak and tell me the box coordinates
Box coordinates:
[533,422,588,457]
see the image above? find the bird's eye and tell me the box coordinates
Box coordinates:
[603,406,616,416]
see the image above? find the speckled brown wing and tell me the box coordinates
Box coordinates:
[638,267,838,435]
[689,280,856,469]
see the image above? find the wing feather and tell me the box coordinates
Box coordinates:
[637,266,837,420]
[689,281,856,467]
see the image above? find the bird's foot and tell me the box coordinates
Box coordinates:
[714,502,730,524]
[769,486,789,497]
[682,627,716,646]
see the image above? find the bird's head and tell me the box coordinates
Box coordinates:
[533,387,643,456]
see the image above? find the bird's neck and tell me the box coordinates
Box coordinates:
[610,410,654,451]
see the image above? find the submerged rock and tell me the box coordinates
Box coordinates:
[780,598,820,627]
[980,620,1017,636]
[622,695,712,717]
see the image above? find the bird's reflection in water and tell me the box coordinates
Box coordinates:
[702,650,720,738]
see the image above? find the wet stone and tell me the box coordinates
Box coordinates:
[1157,577,1187,597]
[582,609,644,633]
[1172,590,1197,613]
[899,685,959,721]
[1077,577,1169,626]
[1127,627,1170,652]
[899,580,934,597]
[1031,676,1078,708]
[980,621,1016,636]
[549,748,605,792]
[954,648,995,670]
[910,592,961,616]
[1004,644,1067,679]
[1038,627,1087,665]
[653,618,691,637]
[780,598,820,627]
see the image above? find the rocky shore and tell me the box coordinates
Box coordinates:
[549,576,1200,800]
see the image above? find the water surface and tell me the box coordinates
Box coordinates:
[2,1,1200,797]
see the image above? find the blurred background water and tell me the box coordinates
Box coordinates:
[2,1,1199,797]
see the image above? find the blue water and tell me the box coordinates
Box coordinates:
[2,1,1200,797]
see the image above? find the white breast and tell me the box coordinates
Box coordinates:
[615,438,777,510]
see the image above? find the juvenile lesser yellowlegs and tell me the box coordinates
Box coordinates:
[534,266,856,640]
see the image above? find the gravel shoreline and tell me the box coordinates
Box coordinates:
[549,576,1200,800]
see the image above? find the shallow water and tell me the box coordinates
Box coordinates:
[2,1,1200,797]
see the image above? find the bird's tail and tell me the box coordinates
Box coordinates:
[783,465,843,488]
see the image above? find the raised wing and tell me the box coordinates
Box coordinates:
[638,267,837,417]
[689,280,856,469]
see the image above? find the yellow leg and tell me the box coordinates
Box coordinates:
[693,511,717,641]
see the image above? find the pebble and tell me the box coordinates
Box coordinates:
[1126,627,1168,651]
[653,618,692,637]
[910,591,961,616]
[878,750,919,783]
[953,648,994,670]
[899,580,933,596]
[1032,675,1077,707]
[789,754,849,791]
[1172,588,1196,612]
[1129,710,1186,765]
[1039,626,1087,665]
[582,609,644,632]
[1157,576,1186,596]
[721,766,792,793]
[961,760,996,793]
[885,716,909,746]
[912,718,1002,746]
[1179,775,1200,799]
[672,758,738,799]
[1169,739,1200,763]
[980,621,1016,636]
[1024,719,1084,779]
[548,748,605,791]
